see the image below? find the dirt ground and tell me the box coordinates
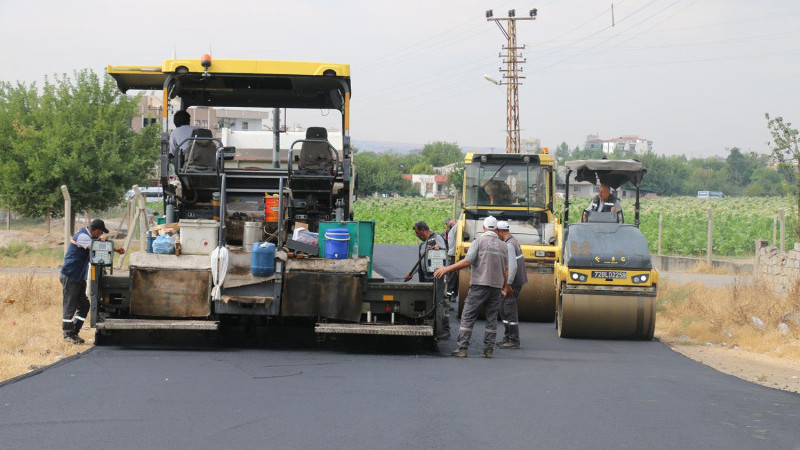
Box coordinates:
[1,225,799,394]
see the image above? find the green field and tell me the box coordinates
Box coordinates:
[353,196,798,257]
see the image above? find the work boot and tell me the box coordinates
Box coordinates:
[498,341,520,349]
[451,347,468,358]
[437,330,451,340]
[480,347,493,358]
[63,333,85,344]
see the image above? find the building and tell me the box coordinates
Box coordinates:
[585,134,653,154]
[520,138,541,153]
[130,95,276,136]
[402,174,451,198]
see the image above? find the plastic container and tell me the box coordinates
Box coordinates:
[265,195,280,222]
[179,219,219,255]
[251,242,276,276]
[146,230,154,253]
[324,228,350,259]
[243,221,264,252]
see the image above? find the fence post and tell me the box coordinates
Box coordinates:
[657,214,662,255]
[5,209,9,231]
[779,208,785,253]
[61,185,71,256]
[773,215,777,246]
[706,207,713,264]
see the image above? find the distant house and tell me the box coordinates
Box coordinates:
[402,174,451,198]
[585,134,652,154]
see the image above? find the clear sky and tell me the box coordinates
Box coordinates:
[2,0,798,157]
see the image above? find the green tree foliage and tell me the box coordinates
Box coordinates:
[637,152,689,195]
[554,142,571,161]
[409,161,434,174]
[0,70,159,218]
[765,113,800,236]
[421,141,462,167]
[353,151,412,196]
[447,161,464,193]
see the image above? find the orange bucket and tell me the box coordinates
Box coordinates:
[265,195,280,222]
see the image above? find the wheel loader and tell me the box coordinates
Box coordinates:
[555,159,658,339]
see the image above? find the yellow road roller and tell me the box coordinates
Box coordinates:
[455,151,561,322]
[555,159,657,339]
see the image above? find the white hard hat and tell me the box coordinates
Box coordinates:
[483,216,498,229]
[496,220,509,230]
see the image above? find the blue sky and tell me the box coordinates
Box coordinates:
[2,0,798,157]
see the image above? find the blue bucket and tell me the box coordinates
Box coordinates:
[250,242,276,276]
[324,228,350,259]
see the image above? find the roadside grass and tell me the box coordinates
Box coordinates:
[686,260,736,275]
[0,274,90,382]
[656,279,800,359]
[0,241,63,268]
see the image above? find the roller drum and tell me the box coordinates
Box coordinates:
[557,291,655,340]
[457,267,556,322]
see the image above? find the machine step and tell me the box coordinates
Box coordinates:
[315,323,433,337]
[95,319,219,331]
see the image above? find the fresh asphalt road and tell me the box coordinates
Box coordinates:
[1,246,798,449]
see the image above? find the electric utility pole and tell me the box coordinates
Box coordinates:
[486,8,537,154]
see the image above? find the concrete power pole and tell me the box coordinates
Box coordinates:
[486,9,537,154]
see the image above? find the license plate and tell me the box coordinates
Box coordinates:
[591,270,626,279]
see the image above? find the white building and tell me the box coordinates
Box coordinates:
[585,134,653,154]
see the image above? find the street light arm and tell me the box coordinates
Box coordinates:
[483,74,501,85]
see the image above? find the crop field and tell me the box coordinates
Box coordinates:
[353,196,798,257]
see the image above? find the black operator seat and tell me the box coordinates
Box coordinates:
[184,128,217,172]
[298,127,334,173]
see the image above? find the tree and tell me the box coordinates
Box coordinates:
[554,142,571,161]
[765,113,800,236]
[421,141,462,168]
[743,167,786,196]
[447,161,464,193]
[409,162,434,174]
[0,70,159,219]
[353,151,411,196]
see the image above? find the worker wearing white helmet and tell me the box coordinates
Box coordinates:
[434,216,508,358]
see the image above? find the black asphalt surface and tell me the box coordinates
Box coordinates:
[1,245,798,449]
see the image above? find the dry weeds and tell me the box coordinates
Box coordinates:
[656,278,800,359]
[0,274,92,382]
[686,260,737,275]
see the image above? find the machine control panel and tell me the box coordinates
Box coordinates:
[90,240,114,266]
[425,249,447,272]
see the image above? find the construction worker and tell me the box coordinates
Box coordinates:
[168,110,197,158]
[434,216,507,358]
[496,220,527,349]
[582,184,623,223]
[404,221,445,283]
[445,218,458,299]
[405,221,449,339]
[60,219,124,344]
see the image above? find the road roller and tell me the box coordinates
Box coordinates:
[555,159,657,339]
[455,151,561,322]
